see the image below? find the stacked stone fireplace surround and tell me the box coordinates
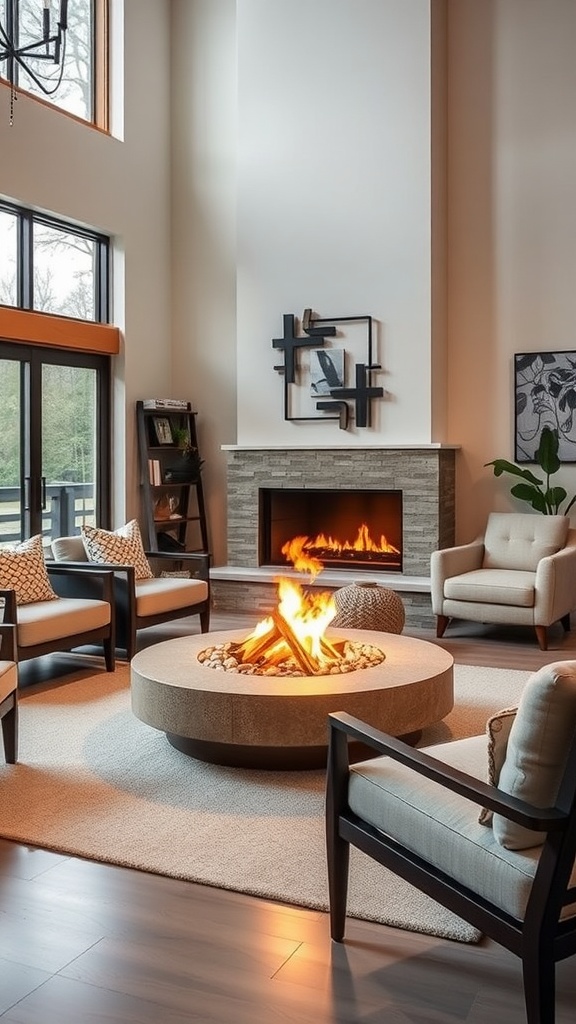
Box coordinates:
[211,446,457,630]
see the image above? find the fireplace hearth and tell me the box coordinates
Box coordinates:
[259,487,402,572]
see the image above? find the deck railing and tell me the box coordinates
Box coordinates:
[0,483,95,545]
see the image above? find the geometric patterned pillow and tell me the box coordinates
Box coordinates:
[478,706,518,826]
[0,534,58,605]
[81,520,153,580]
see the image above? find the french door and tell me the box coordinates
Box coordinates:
[0,342,111,547]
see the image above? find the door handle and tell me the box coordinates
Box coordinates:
[41,476,47,510]
[23,476,30,512]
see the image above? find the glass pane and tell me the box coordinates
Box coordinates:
[0,209,18,307]
[0,359,22,549]
[42,364,97,541]
[8,0,93,122]
[33,222,97,320]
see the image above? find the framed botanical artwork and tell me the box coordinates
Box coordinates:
[152,416,174,445]
[514,351,576,462]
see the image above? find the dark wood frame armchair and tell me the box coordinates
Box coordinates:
[1,564,116,670]
[0,624,17,763]
[49,548,210,660]
[326,711,576,1024]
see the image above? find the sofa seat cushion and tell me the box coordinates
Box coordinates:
[135,577,209,618]
[347,734,576,921]
[0,661,17,702]
[444,569,535,607]
[16,598,111,648]
[482,512,568,571]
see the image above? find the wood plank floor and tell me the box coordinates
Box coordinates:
[2,611,576,1023]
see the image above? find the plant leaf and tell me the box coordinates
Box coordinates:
[536,426,561,474]
[510,483,546,511]
[485,460,543,485]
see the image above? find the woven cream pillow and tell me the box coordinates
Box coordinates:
[81,521,153,580]
[0,534,57,605]
[478,706,517,826]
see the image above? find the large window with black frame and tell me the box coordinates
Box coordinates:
[0,200,112,547]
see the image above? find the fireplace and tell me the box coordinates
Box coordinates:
[259,488,403,572]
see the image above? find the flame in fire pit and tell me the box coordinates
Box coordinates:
[198,534,386,676]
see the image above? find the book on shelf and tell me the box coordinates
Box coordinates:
[148,459,162,485]
[143,398,190,411]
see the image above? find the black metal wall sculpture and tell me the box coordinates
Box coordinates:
[272,309,384,430]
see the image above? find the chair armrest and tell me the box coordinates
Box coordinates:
[144,550,210,582]
[0,623,17,661]
[430,539,484,611]
[47,559,136,586]
[46,565,116,605]
[0,589,18,624]
[534,539,576,623]
[328,712,568,833]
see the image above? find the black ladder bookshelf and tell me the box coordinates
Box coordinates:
[136,400,209,554]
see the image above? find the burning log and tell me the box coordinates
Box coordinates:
[271,611,322,675]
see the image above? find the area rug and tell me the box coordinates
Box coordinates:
[0,662,531,943]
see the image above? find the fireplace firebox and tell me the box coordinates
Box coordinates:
[259,488,403,572]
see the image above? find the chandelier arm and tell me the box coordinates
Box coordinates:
[12,37,66,97]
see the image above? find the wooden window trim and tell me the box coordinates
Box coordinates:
[0,307,120,355]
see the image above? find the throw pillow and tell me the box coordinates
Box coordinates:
[478,706,517,826]
[81,521,153,580]
[0,534,58,605]
[492,661,576,850]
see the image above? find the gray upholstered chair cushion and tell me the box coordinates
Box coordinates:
[347,732,576,921]
[493,661,576,849]
[482,512,569,571]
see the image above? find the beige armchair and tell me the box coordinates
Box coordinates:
[431,512,576,650]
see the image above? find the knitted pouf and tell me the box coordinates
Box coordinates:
[331,581,405,634]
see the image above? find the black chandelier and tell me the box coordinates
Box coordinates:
[0,0,68,123]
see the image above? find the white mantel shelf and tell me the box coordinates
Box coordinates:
[222,444,460,452]
[210,565,431,593]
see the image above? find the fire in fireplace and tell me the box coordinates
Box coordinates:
[259,488,403,572]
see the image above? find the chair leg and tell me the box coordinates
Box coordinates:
[103,635,116,672]
[522,946,556,1024]
[200,606,210,633]
[436,615,449,638]
[535,625,548,651]
[1,696,18,764]
[327,828,350,943]
[561,613,571,633]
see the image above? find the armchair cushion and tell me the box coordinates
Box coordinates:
[494,661,576,850]
[15,596,111,648]
[134,576,209,617]
[81,521,153,580]
[482,512,569,571]
[444,568,536,607]
[0,535,57,605]
[51,536,87,562]
[347,734,549,921]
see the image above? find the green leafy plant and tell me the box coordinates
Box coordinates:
[485,426,576,515]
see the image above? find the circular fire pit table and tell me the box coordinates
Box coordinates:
[130,628,454,770]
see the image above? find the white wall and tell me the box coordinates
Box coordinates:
[0,0,173,525]
[236,0,439,446]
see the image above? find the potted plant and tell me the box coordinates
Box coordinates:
[165,426,204,483]
[485,425,576,515]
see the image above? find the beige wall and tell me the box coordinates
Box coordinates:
[447,0,576,541]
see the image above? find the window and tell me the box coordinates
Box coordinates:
[0,201,109,322]
[0,0,108,128]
